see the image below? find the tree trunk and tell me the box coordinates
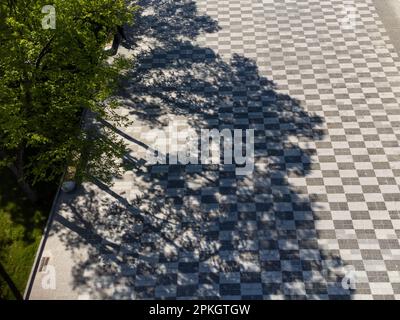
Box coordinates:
[110,26,125,55]
[9,165,38,203]
[18,178,38,203]
[8,148,38,203]
[111,32,122,55]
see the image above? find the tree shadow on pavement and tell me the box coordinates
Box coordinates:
[50,0,355,299]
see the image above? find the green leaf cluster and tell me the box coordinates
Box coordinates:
[0,0,139,186]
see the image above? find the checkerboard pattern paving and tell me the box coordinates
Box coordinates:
[29,0,400,300]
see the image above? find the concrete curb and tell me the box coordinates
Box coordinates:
[23,173,65,300]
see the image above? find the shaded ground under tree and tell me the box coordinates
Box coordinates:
[45,0,354,299]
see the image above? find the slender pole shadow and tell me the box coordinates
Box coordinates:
[0,261,23,300]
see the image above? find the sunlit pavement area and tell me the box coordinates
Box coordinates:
[27,0,400,299]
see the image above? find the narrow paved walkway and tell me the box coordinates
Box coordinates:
[28,0,400,300]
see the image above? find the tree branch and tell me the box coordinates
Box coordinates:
[35,34,56,69]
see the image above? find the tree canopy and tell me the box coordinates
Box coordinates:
[0,0,138,200]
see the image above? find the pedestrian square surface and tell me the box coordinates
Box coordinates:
[28,0,400,300]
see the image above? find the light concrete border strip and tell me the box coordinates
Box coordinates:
[23,174,65,300]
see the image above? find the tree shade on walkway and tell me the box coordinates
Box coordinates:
[28,0,400,300]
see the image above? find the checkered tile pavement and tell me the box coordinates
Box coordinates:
[29,0,400,300]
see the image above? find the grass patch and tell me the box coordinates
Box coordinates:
[0,169,57,300]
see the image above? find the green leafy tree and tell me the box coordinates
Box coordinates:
[0,0,138,201]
